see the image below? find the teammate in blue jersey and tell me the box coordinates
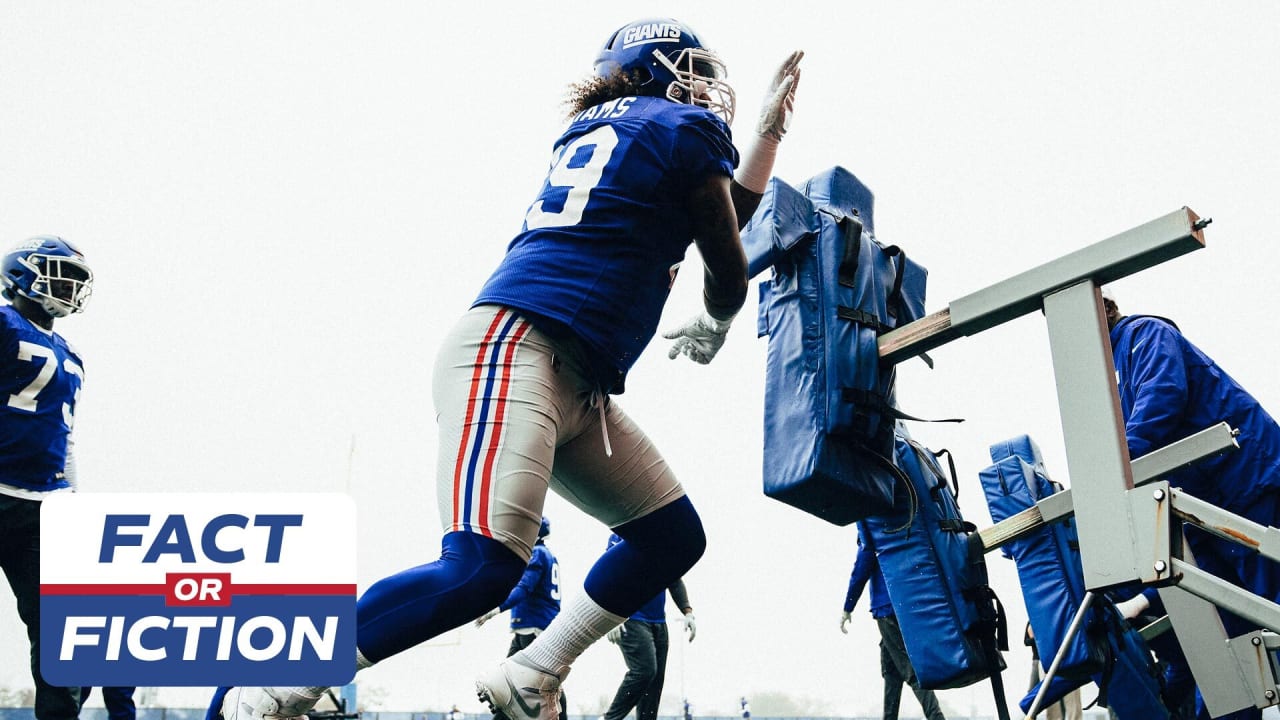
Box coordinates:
[1103,289,1280,720]
[214,17,803,720]
[475,517,566,720]
[1104,289,1280,601]
[600,533,695,720]
[839,529,945,720]
[0,236,93,720]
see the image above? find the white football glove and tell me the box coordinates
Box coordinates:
[682,612,697,642]
[736,51,803,193]
[664,312,734,364]
[474,608,499,628]
[840,611,852,634]
[757,50,803,140]
[1115,593,1151,621]
[607,624,624,644]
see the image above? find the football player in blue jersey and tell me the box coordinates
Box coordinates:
[0,236,93,720]
[214,17,801,720]
[1104,287,1280,597]
[839,530,945,720]
[1103,288,1280,720]
[475,517,567,720]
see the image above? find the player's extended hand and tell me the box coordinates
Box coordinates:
[606,624,624,644]
[839,611,852,634]
[474,608,499,628]
[664,311,734,364]
[682,612,697,642]
[756,50,803,140]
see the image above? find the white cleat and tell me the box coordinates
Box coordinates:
[221,687,327,720]
[475,657,566,720]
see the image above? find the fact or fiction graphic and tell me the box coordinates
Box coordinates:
[40,493,357,686]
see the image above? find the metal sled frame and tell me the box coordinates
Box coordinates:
[879,207,1280,717]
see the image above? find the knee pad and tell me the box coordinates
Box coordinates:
[615,496,706,572]
[584,497,705,613]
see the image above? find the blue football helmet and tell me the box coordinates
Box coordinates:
[538,516,551,538]
[1,236,93,317]
[594,18,735,125]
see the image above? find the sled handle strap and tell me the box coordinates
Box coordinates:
[837,215,865,288]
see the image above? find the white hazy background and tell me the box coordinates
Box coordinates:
[2,2,1278,718]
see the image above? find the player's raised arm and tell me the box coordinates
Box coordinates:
[731,50,804,226]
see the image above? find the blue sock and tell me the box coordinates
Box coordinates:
[583,496,705,616]
[356,531,525,662]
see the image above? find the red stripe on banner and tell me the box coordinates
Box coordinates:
[229,584,357,595]
[40,583,356,596]
[40,584,165,595]
[477,318,530,532]
[453,309,508,531]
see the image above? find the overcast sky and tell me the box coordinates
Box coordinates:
[2,2,1279,718]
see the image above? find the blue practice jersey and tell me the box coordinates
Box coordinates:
[844,527,893,618]
[474,95,738,392]
[630,593,667,624]
[1111,315,1280,509]
[0,304,84,491]
[501,541,561,631]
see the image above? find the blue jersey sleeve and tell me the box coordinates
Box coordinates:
[1113,314,1280,509]
[668,112,737,193]
[1120,319,1190,459]
[844,537,877,613]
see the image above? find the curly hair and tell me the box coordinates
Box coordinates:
[564,71,650,119]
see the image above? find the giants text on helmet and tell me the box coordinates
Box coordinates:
[621,23,682,48]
